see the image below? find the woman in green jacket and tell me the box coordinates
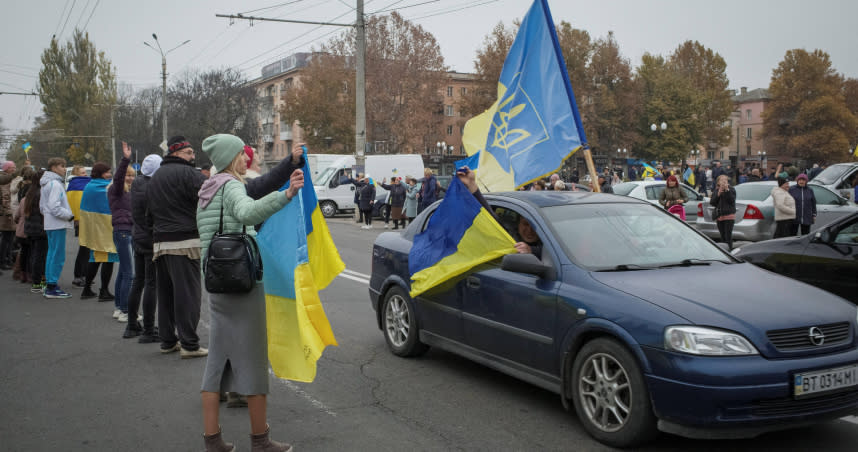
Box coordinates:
[197,134,303,452]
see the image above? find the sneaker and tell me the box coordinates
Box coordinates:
[160,343,181,354]
[98,288,114,301]
[180,347,209,359]
[384,223,389,229]
[360,225,368,229]
[117,312,129,323]
[113,309,121,319]
[31,283,45,294]
[71,277,85,288]
[80,287,97,299]
[44,287,72,299]
[122,325,142,339]
[366,224,373,229]
[138,333,159,344]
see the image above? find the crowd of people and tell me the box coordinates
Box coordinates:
[0,134,307,451]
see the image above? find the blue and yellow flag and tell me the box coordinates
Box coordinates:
[257,157,343,383]
[463,0,587,192]
[683,167,695,187]
[408,178,518,298]
[853,144,858,157]
[79,178,117,262]
[22,142,32,154]
[66,176,91,220]
[641,163,658,180]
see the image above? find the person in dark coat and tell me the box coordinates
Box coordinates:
[598,174,613,193]
[788,173,817,236]
[710,174,737,249]
[127,154,161,343]
[380,176,407,230]
[108,144,136,324]
[358,175,376,229]
[417,168,437,214]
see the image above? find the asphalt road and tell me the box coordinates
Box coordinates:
[2,218,857,451]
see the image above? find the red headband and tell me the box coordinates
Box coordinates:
[169,141,191,153]
[244,145,254,169]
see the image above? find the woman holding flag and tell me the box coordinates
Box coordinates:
[197,134,303,452]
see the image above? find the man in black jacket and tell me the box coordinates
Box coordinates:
[126,154,162,342]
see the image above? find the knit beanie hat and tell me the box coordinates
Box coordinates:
[201,134,245,174]
[796,173,808,181]
[777,176,789,187]
[141,154,163,177]
[167,135,192,155]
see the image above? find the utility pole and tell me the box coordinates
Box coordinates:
[94,103,128,169]
[144,35,190,146]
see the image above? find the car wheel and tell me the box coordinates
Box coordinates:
[319,200,337,218]
[382,286,429,357]
[380,205,390,220]
[571,338,657,448]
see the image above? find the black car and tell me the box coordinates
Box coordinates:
[733,211,858,303]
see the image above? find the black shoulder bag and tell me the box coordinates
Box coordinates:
[203,186,263,294]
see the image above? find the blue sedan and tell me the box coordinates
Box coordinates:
[368,191,858,447]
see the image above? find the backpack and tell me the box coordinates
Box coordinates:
[203,187,263,294]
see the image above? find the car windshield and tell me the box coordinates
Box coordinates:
[812,165,851,185]
[316,166,338,185]
[542,203,732,271]
[734,184,773,201]
[612,182,637,196]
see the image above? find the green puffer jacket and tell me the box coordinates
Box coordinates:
[197,179,290,263]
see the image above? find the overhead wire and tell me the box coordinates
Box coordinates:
[407,0,499,20]
[370,0,439,14]
[53,0,71,38]
[240,0,307,16]
[57,0,78,41]
[74,0,92,30]
[82,0,101,32]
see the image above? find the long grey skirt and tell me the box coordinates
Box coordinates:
[201,283,269,395]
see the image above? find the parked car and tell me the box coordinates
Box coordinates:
[809,162,858,202]
[612,180,706,221]
[369,191,858,447]
[696,181,858,242]
[733,211,858,303]
[562,182,592,192]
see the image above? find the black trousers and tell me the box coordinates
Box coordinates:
[717,220,734,250]
[0,230,14,266]
[773,220,794,239]
[17,237,30,277]
[29,237,47,284]
[127,247,156,333]
[155,254,201,351]
[85,261,114,290]
[362,208,373,225]
[790,223,811,236]
[74,245,89,278]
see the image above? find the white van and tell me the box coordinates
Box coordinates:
[314,154,424,217]
[307,154,346,180]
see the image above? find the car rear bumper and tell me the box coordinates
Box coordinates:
[642,346,858,438]
[696,218,771,242]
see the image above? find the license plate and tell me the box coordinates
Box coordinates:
[794,364,858,398]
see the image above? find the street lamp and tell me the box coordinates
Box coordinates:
[650,122,667,132]
[144,34,190,145]
[758,150,767,170]
[690,149,700,166]
[436,141,446,154]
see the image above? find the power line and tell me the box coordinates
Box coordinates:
[57,0,78,41]
[370,0,406,14]
[82,0,101,32]
[240,0,307,16]
[370,0,439,14]
[53,0,71,39]
[407,0,498,20]
[0,68,38,78]
[74,0,91,30]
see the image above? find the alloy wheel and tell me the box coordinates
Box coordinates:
[384,293,410,347]
[578,353,632,432]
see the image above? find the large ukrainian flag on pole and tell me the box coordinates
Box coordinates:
[257,156,343,383]
[463,0,587,192]
[409,178,517,298]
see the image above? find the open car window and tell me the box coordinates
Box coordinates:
[810,185,841,205]
[834,218,858,245]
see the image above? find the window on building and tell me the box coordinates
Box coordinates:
[747,144,752,156]
[460,126,465,135]
[461,87,467,96]
[746,127,752,140]
[447,125,453,135]
[707,151,714,160]
[746,109,752,120]
[445,105,454,116]
[447,86,453,97]
[720,151,724,160]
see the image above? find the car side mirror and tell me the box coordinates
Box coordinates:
[501,253,550,277]
[814,229,832,244]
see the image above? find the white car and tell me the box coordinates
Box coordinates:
[612,180,707,221]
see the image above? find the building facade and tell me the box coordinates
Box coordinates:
[723,87,777,171]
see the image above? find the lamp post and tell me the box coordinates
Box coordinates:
[436,141,446,154]
[690,149,700,166]
[144,34,190,145]
[758,150,767,171]
[650,122,667,133]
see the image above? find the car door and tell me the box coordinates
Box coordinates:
[799,215,858,302]
[461,205,561,373]
[809,185,854,230]
[680,184,702,220]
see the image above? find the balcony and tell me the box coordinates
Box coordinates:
[263,135,274,144]
[280,130,292,141]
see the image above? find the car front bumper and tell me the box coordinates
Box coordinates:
[642,345,858,438]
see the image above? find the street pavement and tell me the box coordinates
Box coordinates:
[2,219,858,451]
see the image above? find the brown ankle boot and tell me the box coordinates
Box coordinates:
[250,425,292,452]
[203,427,235,452]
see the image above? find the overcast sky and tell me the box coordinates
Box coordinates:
[2,0,857,152]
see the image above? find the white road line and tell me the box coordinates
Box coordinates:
[842,416,858,425]
[338,273,370,285]
[268,369,337,417]
[341,268,370,279]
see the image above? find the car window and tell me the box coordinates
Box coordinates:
[813,164,852,185]
[646,185,664,200]
[838,169,858,189]
[834,218,858,245]
[809,185,841,205]
[734,184,773,201]
[612,182,637,196]
[680,186,698,201]
[542,203,732,270]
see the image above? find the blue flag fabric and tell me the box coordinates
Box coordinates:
[463,0,587,191]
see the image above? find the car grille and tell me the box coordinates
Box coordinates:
[766,322,852,351]
[752,389,858,417]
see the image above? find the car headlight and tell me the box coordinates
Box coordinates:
[665,326,759,356]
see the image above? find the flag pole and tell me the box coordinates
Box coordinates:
[583,147,600,193]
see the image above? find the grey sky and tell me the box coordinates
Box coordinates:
[2,0,857,152]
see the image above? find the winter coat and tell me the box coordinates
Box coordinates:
[359,183,376,211]
[39,171,74,230]
[146,155,207,243]
[599,181,614,194]
[108,157,134,231]
[420,175,438,206]
[244,154,304,201]
[24,204,46,239]
[381,181,407,207]
[788,185,817,225]
[771,187,796,221]
[659,185,686,208]
[131,174,154,252]
[405,184,419,218]
[196,178,290,263]
[14,201,26,238]
[709,186,737,217]
[9,176,24,218]
[0,180,12,231]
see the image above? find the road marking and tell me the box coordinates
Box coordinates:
[842,416,858,425]
[341,268,370,279]
[339,268,370,285]
[269,369,337,417]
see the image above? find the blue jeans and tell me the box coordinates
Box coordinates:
[45,229,67,286]
[113,230,134,313]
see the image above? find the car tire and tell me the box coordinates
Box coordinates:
[381,286,429,357]
[320,200,337,218]
[571,338,657,448]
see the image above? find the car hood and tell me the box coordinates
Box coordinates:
[590,263,855,336]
